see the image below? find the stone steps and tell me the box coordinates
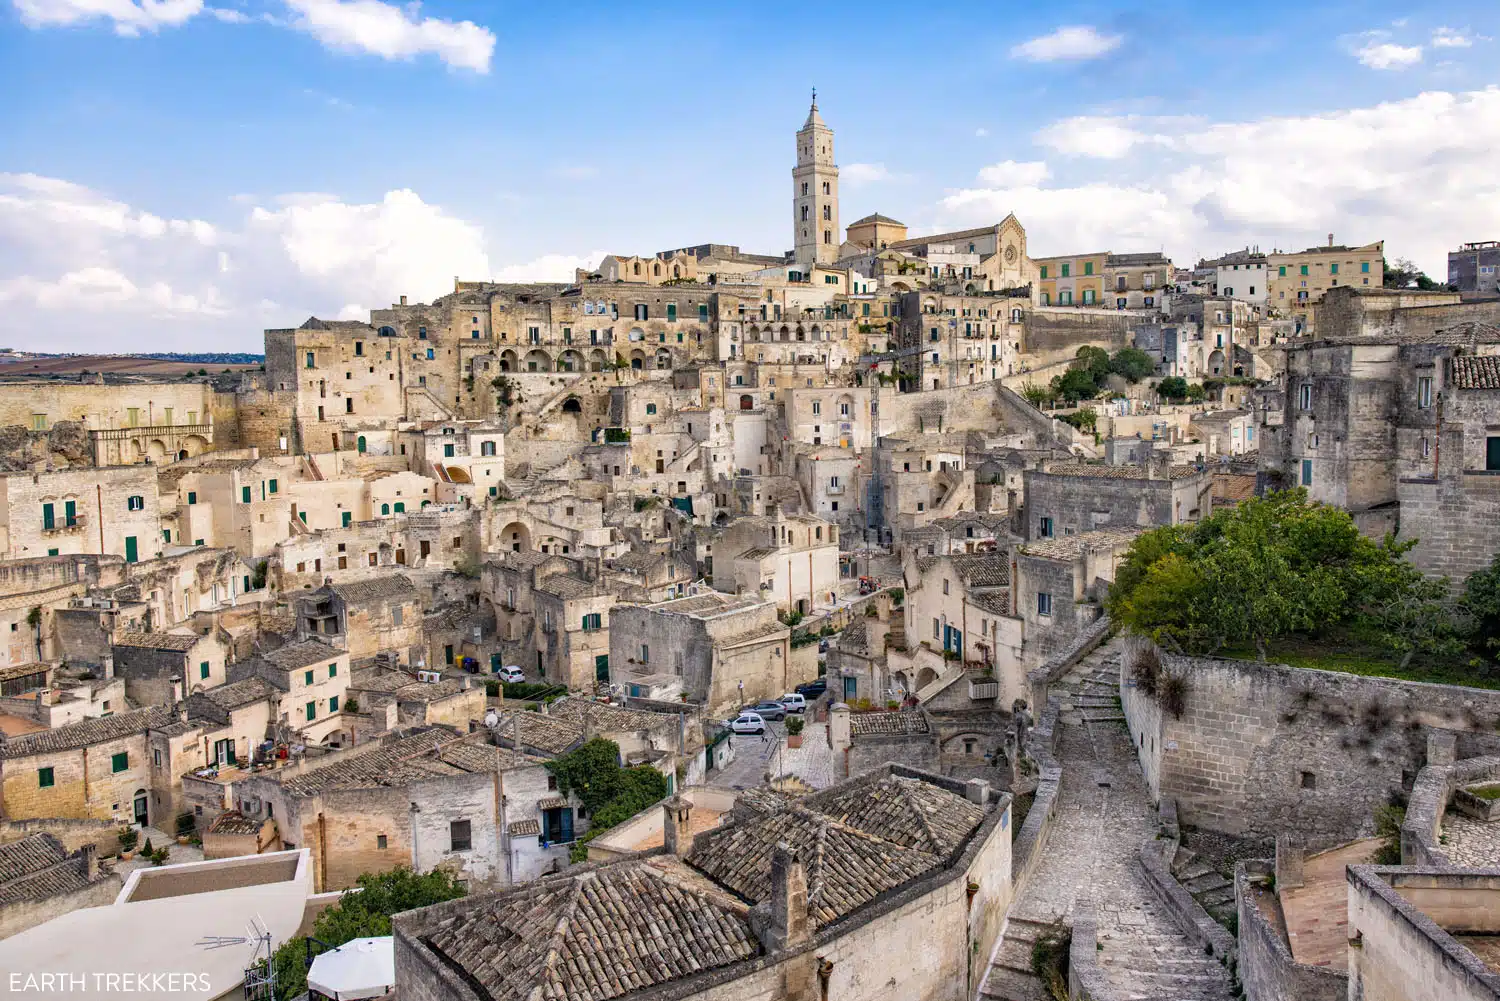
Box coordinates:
[981,966,1053,1001]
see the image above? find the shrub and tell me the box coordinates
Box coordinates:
[1158,672,1189,719]
[118,829,138,852]
[1373,804,1406,864]
[1131,645,1161,696]
[785,716,805,736]
[1030,920,1071,1001]
[151,846,171,866]
[141,837,154,857]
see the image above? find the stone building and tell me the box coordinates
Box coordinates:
[793,96,840,268]
[712,511,839,615]
[0,706,169,826]
[392,766,1012,1001]
[295,575,423,665]
[1266,239,1383,334]
[900,551,1022,703]
[0,466,163,563]
[608,592,792,712]
[1013,528,1138,667]
[896,289,1027,389]
[227,727,579,891]
[1105,252,1172,311]
[1022,461,1211,541]
[1449,240,1500,294]
[110,628,231,708]
[230,639,351,746]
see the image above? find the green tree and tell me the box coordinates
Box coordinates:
[547,738,669,861]
[1185,383,1207,402]
[1462,555,1500,656]
[1109,347,1154,383]
[1020,382,1056,408]
[1157,376,1189,401]
[1051,367,1100,403]
[1057,409,1097,433]
[266,868,465,1000]
[1383,256,1443,291]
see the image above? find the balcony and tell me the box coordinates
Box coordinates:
[826,484,845,496]
[41,515,86,536]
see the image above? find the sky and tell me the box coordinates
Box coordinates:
[1,0,1497,353]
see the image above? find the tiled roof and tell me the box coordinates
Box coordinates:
[912,552,1010,589]
[734,547,777,561]
[502,712,585,755]
[537,796,569,810]
[808,775,984,856]
[207,811,263,836]
[545,698,680,737]
[847,711,931,738]
[1451,354,1500,390]
[609,550,665,573]
[197,677,278,710]
[0,833,66,882]
[113,631,201,652]
[971,590,1013,616]
[535,573,598,600]
[418,860,759,1001]
[278,731,535,797]
[260,640,342,671]
[508,818,540,836]
[1039,462,1202,481]
[688,804,941,926]
[1020,527,1142,562]
[0,833,97,906]
[327,574,417,604]
[0,706,170,759]
[0,663,48,684]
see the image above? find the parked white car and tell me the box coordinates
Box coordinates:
[728,712,766,734]
[778,693,807,714]
[497,664,526,683]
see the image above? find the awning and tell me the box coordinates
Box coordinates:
[509,819,541,836]
[537,796,569,810]
[307,937,394,1001]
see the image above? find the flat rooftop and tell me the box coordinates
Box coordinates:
[1279,838,1381,969]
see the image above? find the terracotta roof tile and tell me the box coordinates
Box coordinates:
[1452,354,1500,390]
[0,706,171,759]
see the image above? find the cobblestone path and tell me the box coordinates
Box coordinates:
[982,640,1237,1001]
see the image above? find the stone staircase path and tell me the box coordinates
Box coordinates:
[981,637,1237,1001]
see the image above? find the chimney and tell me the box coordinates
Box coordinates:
[80,842,98,881]
[759,842,811,951]
[828,702,851,762]
[1328,233,1334,248]
[964,778,991,806]
[662,795,693,857]
[399,295,408,306]
[461,675,472,691]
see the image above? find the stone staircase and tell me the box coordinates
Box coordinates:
[981,916,1056,1001]
[1051,638,1125,725]
[1169,844,1238,930]
[1094,926,1238,1001]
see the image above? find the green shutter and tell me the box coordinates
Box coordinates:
[187,491,196,505]
[269,479,278,494]
[41,503,54,530]
[342,512,352,527]
[64,500,76,525]
[200,662,210,679]
[393,502,405,513]
[329,695,339,712]
[241,486,251,503]
[305,670,313,685]
[111,752,128,773]
[124,536,138,563]
[1040,266,1048,279]
[306,702,316,721]
[329,663,337,677]
[38,767,53,788]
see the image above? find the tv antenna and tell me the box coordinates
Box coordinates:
[195,915,276,1001]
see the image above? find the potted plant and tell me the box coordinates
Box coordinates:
[785,715,805,748]
[117,828,138,858]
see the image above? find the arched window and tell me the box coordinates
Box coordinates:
[822,181,830,195]
[801,206,808,221]
[823,205,830,220]
[653,262,661,276]
[357,436,367,453]
[377,325,396,337]
[673,265,680,278]
[633,262,641,275]
[381,503,390,515]
[824,230,831,244]
[739,395,753,410]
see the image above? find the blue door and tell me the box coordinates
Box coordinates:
[843,676,858,700]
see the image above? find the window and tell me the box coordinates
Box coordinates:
[306,701,316,721]
[582,612,602,631]
[1301,771,1316,789]
[1083,261,1093,275]
[1279,266,1287,277]
[41,502,54,531]
[646,403,657,415]
[126,495,145,511]
[305,669,314,685]
[1301,459,1313,486]
[1361,262,1370,274]
[200,662,210,680]
[111,752,128,773]
[1300,265,1309,276]
[640,643,650,663]
[943,578,950,595]
[329,695,339,712]
[242,486,252,504]
[1039,517,1054,538]
[449,819,472,852]
[1488,438,1500,472]
[377,835,388,850]
[1082,289,1095,305]
[187,490,197,505]
[305,351,316,369]
[1037,592,1053,616]
[1417,376,1433,409]
[1299,384,1312,410]
[444,443,455,458]
[1061,263,1070,278]
[1330,263,1339,275]
[38,767,53,788]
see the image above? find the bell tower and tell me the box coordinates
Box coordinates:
[793,90,839,268]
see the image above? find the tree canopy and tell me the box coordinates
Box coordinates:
[266,868,465,1000]
[1107,490,1453,661]
[548,738,669,860]
[1109,347,1155,383]
[1383,256,1444,291]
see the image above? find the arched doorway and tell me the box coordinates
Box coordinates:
[524,349,552,373]
[915,666,939,691]
[133,789,148,827]
[176,449,188,461]
[500,521,531,552]
[655,348,672,370]
[558,349,583,372]
[739,395,753,410]
[357,436,367,453]
[561,397,582,414]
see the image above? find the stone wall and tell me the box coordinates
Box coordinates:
[0,867,119,940]
[1123,652,1500,843]
[1402,755,1500,866]
[1398,442,1500,583]
[1138,838,1236,962]
[1347,865,1500,1001]
[0,817,120,855]
[1012,697,1063,899]
[1234,859,1346,1001]
[1021,308,1132,357]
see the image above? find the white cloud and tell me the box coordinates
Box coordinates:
[1432,27,1474,48]
[0,174,493,351]
[1357,41,1423,69]
[841,163,904,186]
[282,0,496,72]
[974,127,989,138]
[1010,25,1121,63]
[12,0,202,35]
[491,252,610,283]
[1035,116,1156,159]
[976,160,1049,187]
[206,5,247,22]
[935,87,1500,278]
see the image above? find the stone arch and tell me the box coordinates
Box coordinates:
[1207,349,1226,376]
[561,396,582,414]
[557,349,584,372]
[588,348,608,371]
[915,666,939,691]
[810,324,821,340]
[654,348,672,370]
[500,521,531,552]
[181,434,208,457]
[739,394,754,410]
[357,435,367,453]
[892,671,911,694]
[524,349,552,372]
[499,349,519,372]
[630,350,646,370]
[147,439,167,461]
[795,326,805,342]
[377,325,397,336]
[779,325,790,341]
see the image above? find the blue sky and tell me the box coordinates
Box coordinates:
[1,0,1496,351]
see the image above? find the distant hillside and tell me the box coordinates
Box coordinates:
[0,350,265,364]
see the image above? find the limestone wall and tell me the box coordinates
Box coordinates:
[1234,860,1346,1001]
[1124,653,1500,843]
